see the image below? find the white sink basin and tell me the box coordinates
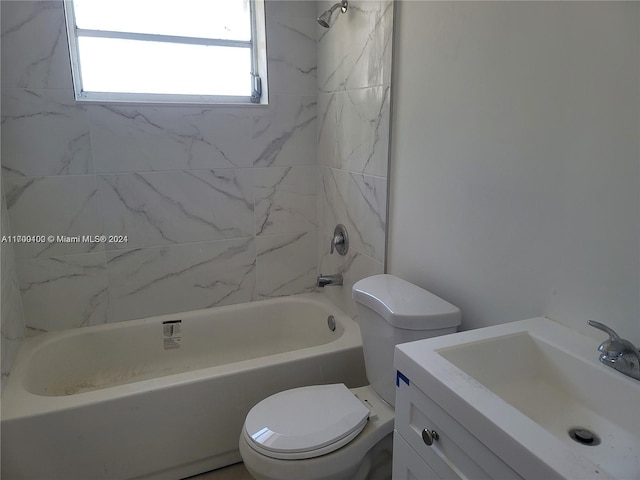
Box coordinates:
[395,317,640,479]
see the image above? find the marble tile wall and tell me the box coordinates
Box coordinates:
[1,0,394,371]
[1,190,26,392]
[1,0,319,336]
[316,0,393,317]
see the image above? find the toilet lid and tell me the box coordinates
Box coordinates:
[244,384,370,460]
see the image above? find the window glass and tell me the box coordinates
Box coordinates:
[73,0,251,41]
[64,0,264,103]
[78,37,251,96]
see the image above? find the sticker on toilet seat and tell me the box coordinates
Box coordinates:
[162,320,182,350]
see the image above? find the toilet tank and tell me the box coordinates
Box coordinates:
[352,274,461,406]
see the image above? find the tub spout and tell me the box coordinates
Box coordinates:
[317,274,343,288]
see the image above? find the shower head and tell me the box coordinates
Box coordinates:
[317,1,348,28]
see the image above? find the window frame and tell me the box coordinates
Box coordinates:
[62,0,267,105]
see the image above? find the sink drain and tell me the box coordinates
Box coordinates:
[568,427,600,446]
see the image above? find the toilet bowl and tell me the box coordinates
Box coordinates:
[240,384,393,480]
[239,274,461,480]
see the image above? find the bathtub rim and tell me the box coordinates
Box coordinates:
[1,293,362,421]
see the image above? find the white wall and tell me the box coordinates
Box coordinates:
[388,1,640,344]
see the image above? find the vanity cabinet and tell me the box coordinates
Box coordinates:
[392,431,441,479]
[393,374,523,480]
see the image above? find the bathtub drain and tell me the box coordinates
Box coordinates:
[327,315,336,332]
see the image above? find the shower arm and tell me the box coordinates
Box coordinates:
[329,1,348,15]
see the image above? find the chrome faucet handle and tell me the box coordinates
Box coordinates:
[587,320,621,341]
[588,320,640,381]
[588,320,620,356]
[329,224,349,255]
[330,233,342,254]
[588,320,627,357]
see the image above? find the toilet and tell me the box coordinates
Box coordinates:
[239,274,461,480]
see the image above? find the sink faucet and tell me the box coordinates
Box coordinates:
[317,274,343,288]
[588,320,640,381]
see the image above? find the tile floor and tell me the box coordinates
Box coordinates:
[186,462,254,480]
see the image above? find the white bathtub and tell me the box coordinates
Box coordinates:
[1,294,367,480]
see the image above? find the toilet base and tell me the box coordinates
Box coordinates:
[239,385,394,480]
[241,432,392,480]
[356,433,393,480]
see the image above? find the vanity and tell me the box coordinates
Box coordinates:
[393,371,522,479]
[393,317,640,479]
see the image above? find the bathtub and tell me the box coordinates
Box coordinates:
[1,293,367,480]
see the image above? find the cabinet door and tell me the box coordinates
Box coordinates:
[395,375,522,480]
[393,431,442,480]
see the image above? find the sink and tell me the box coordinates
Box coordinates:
[395,317,640,479]
[439,331,638,477]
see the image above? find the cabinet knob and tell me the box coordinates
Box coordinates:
[421,428,439,446]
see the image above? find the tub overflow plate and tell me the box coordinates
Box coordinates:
[568,427,600,446]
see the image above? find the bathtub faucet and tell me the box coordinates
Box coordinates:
[317,274,343,288]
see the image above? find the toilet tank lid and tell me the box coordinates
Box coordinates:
[352,274,461,330]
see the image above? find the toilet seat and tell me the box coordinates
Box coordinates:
[243,384,370,460]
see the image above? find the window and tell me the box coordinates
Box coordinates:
[63,0,267,104]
